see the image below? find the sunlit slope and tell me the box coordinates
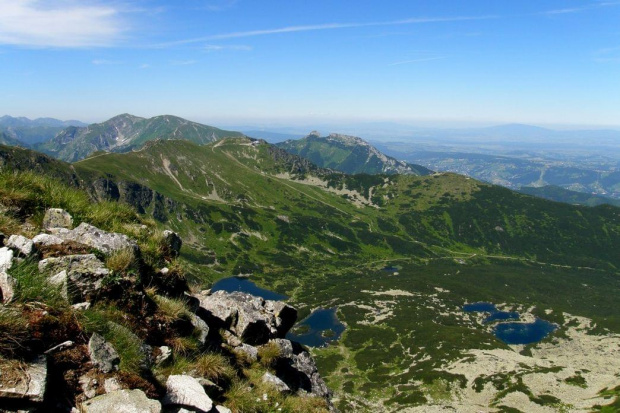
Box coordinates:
[75,138,620,275]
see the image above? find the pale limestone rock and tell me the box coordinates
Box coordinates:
[163,375,213,412]
[82,389,161,413]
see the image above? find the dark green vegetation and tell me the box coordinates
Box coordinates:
[35,113,245,162]
[520,185,620,207]
[2,138,620,410]
[277,132,430,175]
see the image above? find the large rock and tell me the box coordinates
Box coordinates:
[0,247,13,273]
[82,389,161,413]
[163,375,213,412]
[194,291,297,345]
[39,254,109,302]
[277,351,332,399]
[189,313,209,345]
[49,222,139,255]
[262,372,290,393]
[42,208,73,230]
[32,233,64,247]
[88,333,120,373]
[0,356,47,402]
[162,230,182,258]
[0,271,17,303]
[6,234,35,257]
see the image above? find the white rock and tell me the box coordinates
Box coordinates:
[0,271,16,303]
[0,247,13,273]
[104,377,123,393]
[215,406,232,413]
[82,389,161,413]
[32,233,64,247]
[6,234,35,257]
[262,372,291,393]
[163,375,213,412]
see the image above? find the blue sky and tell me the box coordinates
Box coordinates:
[0,0,619,127]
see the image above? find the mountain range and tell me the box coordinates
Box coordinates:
[277,131,431,175]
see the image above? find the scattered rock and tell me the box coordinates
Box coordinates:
[155,346,172,366]
[32,233,64,247]
[44,340,74,355]
[195,291,297,345]
[0,356,47,402]
[104,377,123,393]
[0,271,16,303]
[262,372,291,393]
[0,246,12,273]
[39,254,109,302]
[236,343,258,364]
[43,208,73,230]
[88,333,120,373]
[215,405,232,413]
[162,230,182,258]
[163,375,213,412]
[190,313,210,345]
[72,301,92,311]
[82,389,161,413]
[6,234,35,257]
[49,223,139,255]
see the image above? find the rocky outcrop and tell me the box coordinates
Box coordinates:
[194,290,297,345]
[82,389,161,413]
[39,254,109,302]
[49,223,139,255]
[163,229,182,258]
[163,375,213,412]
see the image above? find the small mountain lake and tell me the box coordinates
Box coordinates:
[464,302,557,345]
[286,308,346,348]
[211,277,288,301]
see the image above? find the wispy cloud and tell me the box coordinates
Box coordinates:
[204,44,252,52]
[0,0,126,48]
[201,0,239,12]
[542,1,620,15]
[594,47,620,62]
[170,59,197,66]
[92,59,122,65]
[155,15,498,47]
[388,57,447,66]
[139,63,151,69]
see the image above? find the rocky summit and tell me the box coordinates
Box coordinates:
[0,207,334,412]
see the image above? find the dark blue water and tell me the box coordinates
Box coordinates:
[494,319,557,345]
[463,302,519,323]
[211,277,287,301]
[382,266,398,272]
[464,301,557,344]
[286,308,346,347]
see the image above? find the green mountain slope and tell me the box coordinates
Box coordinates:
[3,140,620,411]
[277,131,431,175]
[520,185,620,207]
[35,114,245,162]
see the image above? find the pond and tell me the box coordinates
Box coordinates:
[286,308,346,348]
[464,301,557,345]
[211,277,288,301]
[494,319,557,345]
[463,302,520,323]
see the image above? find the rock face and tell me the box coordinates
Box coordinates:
[82,389,161,413]
[42,208,74,230]
[49,222,139,255]
[39,254,109,302]
[163,375,213,412]
[195,290,297,345]
[0,356,47,402]
[88,333,120,373]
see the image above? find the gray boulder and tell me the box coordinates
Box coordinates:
[39,254,109,302]
[43,208,74,230]
[190,313,210,345]
[6,234,35,257]
[82,389,161,413]
[163,375,213,412]
[270,338,295,359]
[290,351,332,399]
[0,356,47,402]
[162,230,182,258]
[194,291,297,345]
[88,333,120,373]
[262,372,291,393]
[0,271,16,303]
[49,222,139,255]
[236,343,258,363]
[48,270,69,300]
[32,233,64,247]
[0,246,13,273]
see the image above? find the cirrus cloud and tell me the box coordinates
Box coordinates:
[0,0,125,48]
